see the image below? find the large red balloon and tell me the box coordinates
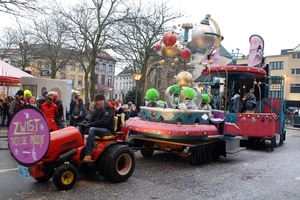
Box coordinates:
[181,48,191,59]
[155,43,162,50]
[162,32,177,46]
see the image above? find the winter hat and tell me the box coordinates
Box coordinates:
[95,93,105,101]
[24,90,32,98]
[42,90,48,96]
[16,90,24,96]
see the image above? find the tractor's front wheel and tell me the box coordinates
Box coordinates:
[34,167,54,182]
[52,164,78,190]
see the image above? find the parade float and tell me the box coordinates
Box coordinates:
[122,14,286,165]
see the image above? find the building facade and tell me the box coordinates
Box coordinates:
[114,67,134,102]
[2,48,116,101]
[237,46,300,101]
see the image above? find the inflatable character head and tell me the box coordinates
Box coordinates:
[157,100,165,107]
[183,87,196,100]
[202,93,211,104]
[145,88,159,101]
[170,84,180,95]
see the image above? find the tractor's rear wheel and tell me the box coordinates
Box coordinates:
[98,145,115,179]
[101,145,135,182]
[52,164,78,190]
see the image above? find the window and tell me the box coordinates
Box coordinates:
[79,65,83,72]
[11,60,18,67]
[100,64,106,71]
[269,90,283,98]
[70,64,75,71]
[45,62,50,69]
[70,75,75,86]
[292,53,300,59]
[269,61,283,70]
[37,61,42,69]
[108,65,113,72]
[290,84,300,93]
[291,68,300,74]
[60,62,66,70]
[101,75,105,85]
[108,76,112,86]
[95,74,98,84]
[78,76,83,86]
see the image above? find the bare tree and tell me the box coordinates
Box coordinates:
[111,0,184,100]
[57,0,129,101]
[0,0,45,16]
[0,21,40,71]
[0,27,17,60]
[32,14,73,79]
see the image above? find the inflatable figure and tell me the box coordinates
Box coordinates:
[201,93,214,118]
[170,84,180,109]
[201,46,221,66]
[145,88,163,108]
[248,35,265,68]
[178,87,198,110]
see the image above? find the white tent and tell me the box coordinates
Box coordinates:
[0,60,34,78]
[0,60,34,96]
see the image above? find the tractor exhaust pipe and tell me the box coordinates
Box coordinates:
[58,149,77,162]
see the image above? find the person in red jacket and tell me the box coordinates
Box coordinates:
[40,91,59,131]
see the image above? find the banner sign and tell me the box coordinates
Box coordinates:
[8,106,50,166]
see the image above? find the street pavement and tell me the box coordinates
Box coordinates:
[0,126,8,150]
[0,125,300,199]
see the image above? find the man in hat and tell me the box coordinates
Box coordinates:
[83,93,114,162]
[9,90,24,117]
[37,90,48,108]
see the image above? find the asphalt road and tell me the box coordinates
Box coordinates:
[0,127,300,200]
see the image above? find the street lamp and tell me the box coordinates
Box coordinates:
[108,86,113,99]
[133,73,142,106]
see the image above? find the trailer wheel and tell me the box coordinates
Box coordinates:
[102,145,135,182]
[34,167,54,182]
[140,142,154,158]
[187,147,198,165]
[141,148,154,157]
[52,164,78,190]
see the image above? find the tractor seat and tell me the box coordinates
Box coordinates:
[95,116,118,140]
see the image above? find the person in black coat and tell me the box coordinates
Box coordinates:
[82,94,114,162]
[71,97,87,127]
[69,94,78,126]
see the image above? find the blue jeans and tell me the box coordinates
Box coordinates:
[85,127,110,154]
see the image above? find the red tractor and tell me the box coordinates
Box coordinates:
[9,107,135,190]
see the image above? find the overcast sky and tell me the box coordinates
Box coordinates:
[1,0,299,57]
[173,0,300,56]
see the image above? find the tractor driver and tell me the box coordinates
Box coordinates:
[83,93,115,162]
